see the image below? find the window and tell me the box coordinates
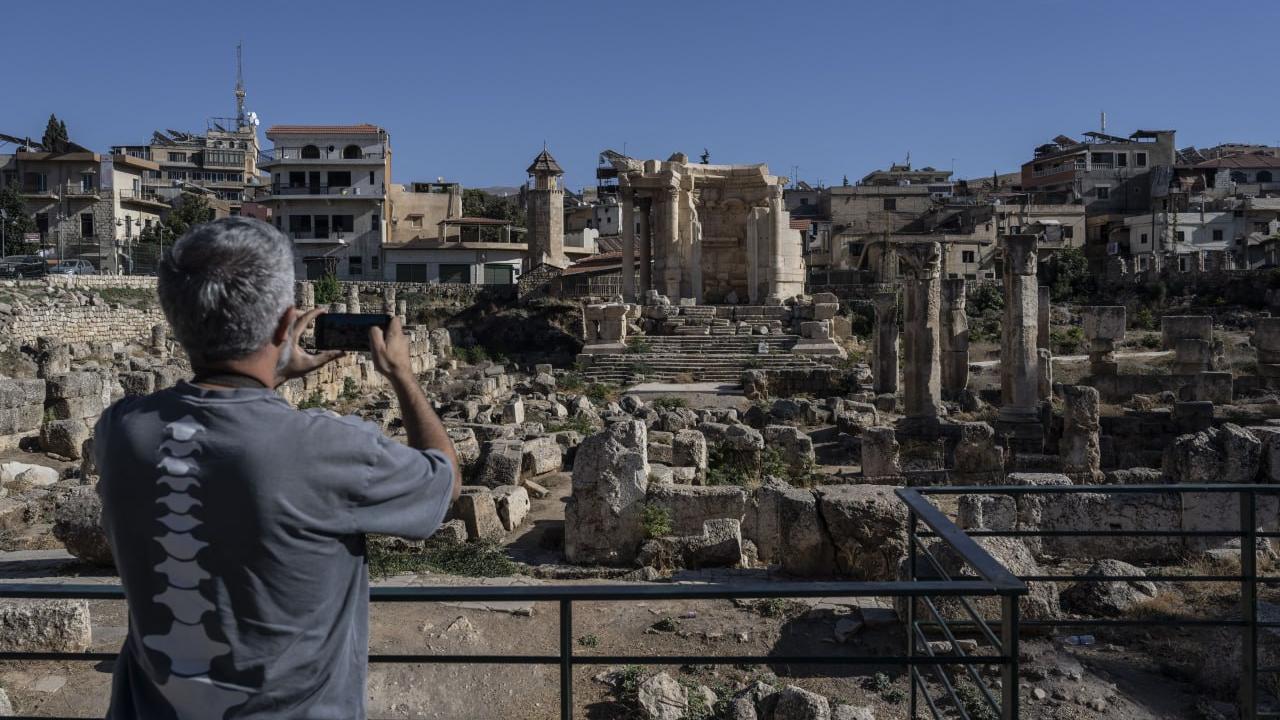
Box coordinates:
[800,198,809,206]
[1140,233,1149,244]
[1177,231,1187,243]
[483,263,514,285]
[370,213,380,231]
[1259,171,1274,183]
[883,198,897,211]
[396,263,428,282]
[288,215,312,235]
[1232,171,1248,184]
[439,264,470,284]
[80,173,94,191]
[349,256,363,275]
[1096,186,1110,199]
[408,214,424,229]
[80,213,94,237]
[1010,225,1021,235]
[1178,256,1189,272]
[1136,152,1147,168]
[328,171,351,187]
[1062,226,1074,239]
[1116,153,1128,168]
[1213,229,1224,241]
[962,250,976,263]
[169,171,186,180]
[301,145,320,159]
[371,256,380,271]
[369,171,376,186]
[288,171,306,188]
[342,145,363,159]
[332,215,354,233]
[1139,256,1149,271]
[167,152,187,162]
[847,242,864,257]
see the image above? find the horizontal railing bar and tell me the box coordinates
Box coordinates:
[897,489,1026,593]
[1021,574,1245,582]
[916,484,1280,495]
[922,618,1251,629]
[0,580,1012,601]
[921,529,1246,538]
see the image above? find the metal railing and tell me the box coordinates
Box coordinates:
[270,184,384,197]
[261,147,387,162]
[911,484,1280,720]
[0,491,1025,720]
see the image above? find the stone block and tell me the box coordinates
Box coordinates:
[454,487,504,540]
[800,320,830,340]
[817,485,906,580]
[0,600,91,652]
[749,481,834,576]
[492,485,531,531]
[762,425,815,466]
[1162,315,1213,348]
[41,418,90,460]
[477,439,524,488]
[501,398,525,425]
[53,486,113,566]
[521,436,562,476]
[646,483,748,536]
[1081,306,1126,342]
[861,426,901,479]
[672,429,708,470]
[564,421,650,565]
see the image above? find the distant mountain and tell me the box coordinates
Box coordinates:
[475,185,521,197]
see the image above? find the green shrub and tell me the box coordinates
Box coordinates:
[340,377,359,401]
[652,396,687,411]
[314,272,341,305]
[651,616,679,632]
[1139,333,1162,349]
[1133,307,1158,331]
[547,416,595,436]
[1050,326,1085,354]
[641,504,673,538]
[367,540,517,579]
[297,392,326,410]
[559,372,585,392]
[586,383,620,404]
[968,283,1004,316]
[707,446,818,489]
[577,634,600,648]
[624,338,652,354]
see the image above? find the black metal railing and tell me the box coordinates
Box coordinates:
[270,184,383,197]
[0,490,1025,720]
[910,484,1280,720]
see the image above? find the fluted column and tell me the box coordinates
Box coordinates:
[998,234,1042,444]
[873,291,899,395]
[620,188,635,301]
[638,197,652,298]
[897,242,943,427]
[940,278,969,397]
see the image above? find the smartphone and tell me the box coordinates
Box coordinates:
[314,313,391,351]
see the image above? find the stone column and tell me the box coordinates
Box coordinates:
[769,185,788,302]
[997,234,1041,443]
[872,291,899,396]
[897,242,943,429]
[298,281,316,310]
[940,278,969,398]
[1082,306,1126,376]
[621,190,636,301]
[861,426,902,480]
[663,186,682,300]
[1163,315,1214,375]
[396,300,408,324]
[1255,317,1280,379]
[637,197,652,297]
[383,287,397,314]
[1060,385,1101,483]
[346,285,361,314]
[1037,285,1051,351]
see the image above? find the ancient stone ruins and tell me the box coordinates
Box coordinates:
[0,227,1278,717]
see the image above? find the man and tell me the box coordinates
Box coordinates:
[95,217,460,719]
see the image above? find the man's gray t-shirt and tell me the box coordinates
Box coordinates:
[95,381,454,719]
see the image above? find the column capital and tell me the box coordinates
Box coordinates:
[896,242,942,280]
[1004,234,1039,275]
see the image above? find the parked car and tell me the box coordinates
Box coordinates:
[0,255,49,278]
[48,259,97,275]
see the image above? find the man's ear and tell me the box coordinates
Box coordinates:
[273,306,299,346]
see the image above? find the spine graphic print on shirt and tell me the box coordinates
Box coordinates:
[142,417,248,718]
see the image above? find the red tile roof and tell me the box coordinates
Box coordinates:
[789,218,811,231]
[1194,153,1280,169]
[266,124,383,135]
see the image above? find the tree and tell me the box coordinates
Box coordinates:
[41,114,68,150]
[1049,246,1091,301]
[0,183,36,254]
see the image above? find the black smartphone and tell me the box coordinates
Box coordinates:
[314,313,391,351]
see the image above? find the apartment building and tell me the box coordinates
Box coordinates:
[112,120,262,212]
[258,124,390,280]
[1021,130,1176,214]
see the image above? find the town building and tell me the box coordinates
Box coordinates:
[258,124,390,280]
[1020,130,1176,214]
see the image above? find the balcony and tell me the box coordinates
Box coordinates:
[117,189,168,208]
[19,182,101,200]
[1032,162,1085,179]
[260,146,387,166]
[269,184,384,198]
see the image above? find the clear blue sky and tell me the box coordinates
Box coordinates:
[5,0,1278,191]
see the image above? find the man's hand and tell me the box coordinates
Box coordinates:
[370,316,413,382]
[277,308,344,382]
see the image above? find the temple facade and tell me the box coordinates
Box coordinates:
[609,152,806,304]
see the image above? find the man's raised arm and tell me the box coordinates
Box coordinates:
[370,318,462,502]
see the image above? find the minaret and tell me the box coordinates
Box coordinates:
[235,42,247,129]
[525,147,567,269]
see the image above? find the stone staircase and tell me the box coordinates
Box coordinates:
[579,334,824,385]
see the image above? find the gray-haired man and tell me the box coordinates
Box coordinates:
[95,217,460,719]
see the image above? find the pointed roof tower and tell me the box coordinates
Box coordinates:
[527,148,564,176]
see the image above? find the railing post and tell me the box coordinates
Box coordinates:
[907,508,917,720]
[1001,594,1019,720]
[560,599,573,720]
[1241,490,1258,720]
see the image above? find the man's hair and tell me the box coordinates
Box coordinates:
[158,217,296,364]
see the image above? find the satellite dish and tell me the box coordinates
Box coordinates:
[246,111,260,126]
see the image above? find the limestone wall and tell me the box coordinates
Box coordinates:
[4,305,166,346]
